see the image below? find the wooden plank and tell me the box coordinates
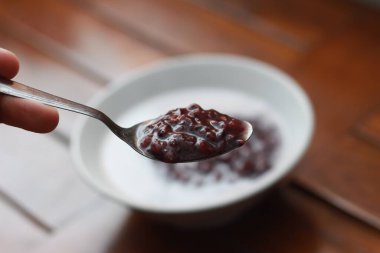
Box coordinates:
[0,31,102,229]
[0,196,47,253]
[0,0,164,82]
[296,134,380,230]
[106,186,380,253]
[245,0,356,44]
[288,11,380,146]
[0,124,101,230]
[73,0,302,69]
[31,200,127,253]
[291,8,380,228]
[185,0,354,51]
[291,187,380,253]
[354,105,380,148]
[5,186,374,253]
[0,1,151,238]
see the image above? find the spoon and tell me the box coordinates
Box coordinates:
[0,77,253,163]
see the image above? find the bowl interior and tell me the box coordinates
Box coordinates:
[71,55,314,213]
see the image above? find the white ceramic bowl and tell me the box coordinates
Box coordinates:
[71,54,314,226]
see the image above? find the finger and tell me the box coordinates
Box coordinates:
[0,48,59,133]
[0,95,59,133]
[0,48,20,79]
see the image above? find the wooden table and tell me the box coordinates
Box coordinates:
[0,0,379,252]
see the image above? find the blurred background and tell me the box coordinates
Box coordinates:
[0,0,379,252]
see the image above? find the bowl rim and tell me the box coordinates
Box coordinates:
[71,53,315,214]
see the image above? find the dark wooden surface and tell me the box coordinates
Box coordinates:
[0,0,379,252]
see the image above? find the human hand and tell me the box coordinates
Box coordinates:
[0,48,59,133]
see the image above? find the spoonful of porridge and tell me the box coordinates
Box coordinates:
[0,78,252,163]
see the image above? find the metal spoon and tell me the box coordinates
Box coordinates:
[0,77,253,163]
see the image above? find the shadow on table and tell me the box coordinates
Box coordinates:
[107,188,319,253]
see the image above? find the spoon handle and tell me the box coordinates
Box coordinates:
[0,77,121,132]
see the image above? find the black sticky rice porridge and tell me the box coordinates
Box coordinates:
[156,116,280,185]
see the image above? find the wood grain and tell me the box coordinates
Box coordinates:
[0,196,47,253]
[290,7,380,228]
[296,134,380,230]
[73,0,301,69]
[0,20,102,230]
[354,105,380,148]
[0,124,101,229]
[0,0,379,252]
[186,0,354,50]
[0,0,165,82]
[31,200,127,253]
[107,187,380,253]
